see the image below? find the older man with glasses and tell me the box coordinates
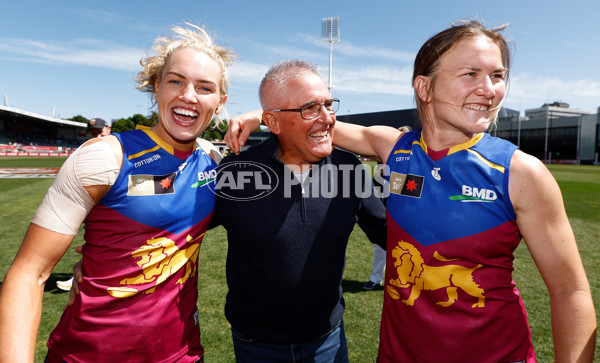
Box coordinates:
[212,60,386,362]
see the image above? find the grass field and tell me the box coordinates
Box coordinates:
[0,157,598,362]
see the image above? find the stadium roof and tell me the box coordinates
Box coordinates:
[0,105,86,129]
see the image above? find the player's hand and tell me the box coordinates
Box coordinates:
[224,110,263,155]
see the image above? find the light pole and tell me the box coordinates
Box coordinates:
[517,115,521,148]
[576,115,581,164]
[544,110,549,163]
[321,17,340,91]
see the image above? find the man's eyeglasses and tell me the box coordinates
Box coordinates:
[270,98,340,120]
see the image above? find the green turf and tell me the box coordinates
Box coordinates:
[0,159,598,361]
[0,156,68,167]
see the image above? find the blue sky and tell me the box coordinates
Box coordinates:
[1,0,599,124]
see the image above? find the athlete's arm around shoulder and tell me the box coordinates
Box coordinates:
[333,121,402,164]
[197,137,223,165]
[0,136,123,362]
[509,150,596,362]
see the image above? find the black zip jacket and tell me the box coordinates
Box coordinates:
[212,133,386,344]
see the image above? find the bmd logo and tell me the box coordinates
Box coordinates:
[192,169,217,188]
[449,185,498,202]
[210,161,279,201]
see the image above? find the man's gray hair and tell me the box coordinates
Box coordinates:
[259,60,321,110]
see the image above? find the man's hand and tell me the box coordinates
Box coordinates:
[64,245,83,310]
[224,110,263,155]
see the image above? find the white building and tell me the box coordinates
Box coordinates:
[524,101,590,120]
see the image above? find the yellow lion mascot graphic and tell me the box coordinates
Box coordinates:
[107,233,203,298]
[387,241,485,308]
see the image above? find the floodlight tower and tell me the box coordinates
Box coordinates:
[321,17,340,91]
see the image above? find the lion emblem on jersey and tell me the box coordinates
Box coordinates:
[386,241,485,308]
[107,233,203,298]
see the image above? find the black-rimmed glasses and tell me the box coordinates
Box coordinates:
[270,98,340,120]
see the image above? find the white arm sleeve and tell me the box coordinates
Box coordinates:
[31,140,120,235]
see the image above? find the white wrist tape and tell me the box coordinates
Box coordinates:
[31,141,120,235]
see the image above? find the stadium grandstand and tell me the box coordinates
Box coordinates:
[0,105,86,156]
